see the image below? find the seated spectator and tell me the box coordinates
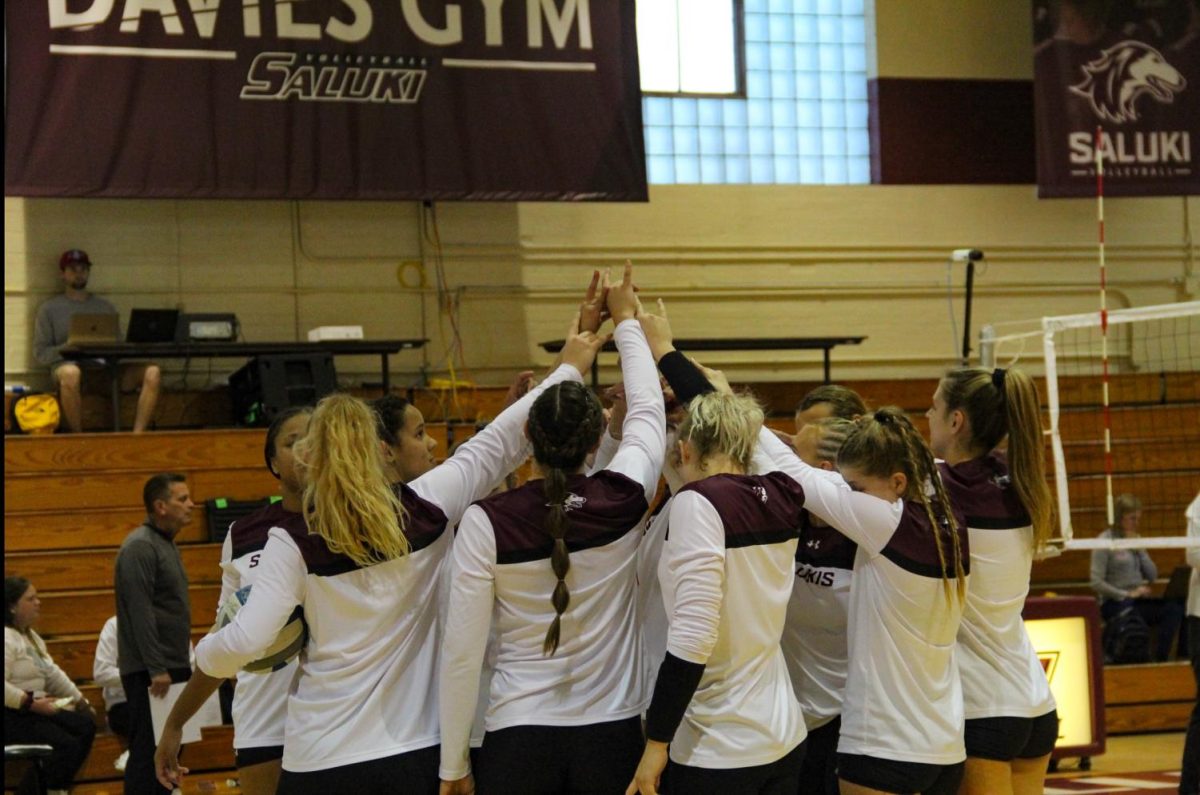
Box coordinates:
[4,576,98,795]
[33,249,161,433]
[1091,493,1185,661]
[93,616,130,738]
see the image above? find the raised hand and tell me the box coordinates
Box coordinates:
[502,370,536,410]
[560,312,608,377]
[638,298,675,362]
[579,268,610,334]
[690,357,733,395]
[606,261,640,324]
[603,382,628,440]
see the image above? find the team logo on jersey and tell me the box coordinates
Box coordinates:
[1070,41,1186,124]
[550,493,587,512]
[806,539,821,550]
[752,486,768,503]
[991,473,1012,489]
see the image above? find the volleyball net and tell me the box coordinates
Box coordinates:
[985,301,1200,552]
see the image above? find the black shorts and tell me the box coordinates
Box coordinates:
[837,753,965,795]
[667,739,805,795]
[964,710,1059,761]
[476,715,642,795]
[236,744,284,768]
[277,745,437,795]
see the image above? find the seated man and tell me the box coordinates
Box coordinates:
[32,249,161,433]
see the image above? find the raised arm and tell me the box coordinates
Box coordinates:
[412,315,603,525]
[438,506,498,786]
[603,264,666,501]
[756,430,902,556]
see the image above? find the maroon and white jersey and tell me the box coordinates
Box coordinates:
[758,431,970,765]
[439,319,664,781]
[781,512,856,731]
[660,472,807,769]
[195,362,583,773]
[218,503,306,749]
[940,453,1055,720]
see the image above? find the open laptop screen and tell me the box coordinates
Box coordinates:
[127,309,180,343]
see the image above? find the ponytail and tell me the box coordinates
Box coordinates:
[940,367,1054,552]
[526,382,604,656]
[838,407,966,602]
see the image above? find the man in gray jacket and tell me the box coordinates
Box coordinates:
[115,473,195,795]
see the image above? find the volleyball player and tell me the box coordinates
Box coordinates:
[757,410,970,795]
[439,263,666,795]
[155,406,310,795]
[371,394,438,484]
[158,316,602,795]
[626,385,808,795]
[781,416,857,795]
[927,367,1057,795]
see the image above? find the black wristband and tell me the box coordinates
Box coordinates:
[644,652,706,743]
[20,690,34,711]
[657,350,714,406]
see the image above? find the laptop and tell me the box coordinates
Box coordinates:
[127,308,180,343]
[1163,565,1192,602]
[66,313,119,345]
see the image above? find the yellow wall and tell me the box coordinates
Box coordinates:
[870,0,1034,79]
[5,1,1197,391]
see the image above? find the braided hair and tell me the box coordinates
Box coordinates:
[837,407,966,602]
[525,381,604,656]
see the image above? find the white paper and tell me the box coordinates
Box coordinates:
[149,682,223,746]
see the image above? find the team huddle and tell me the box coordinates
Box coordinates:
[154,265,1057,795]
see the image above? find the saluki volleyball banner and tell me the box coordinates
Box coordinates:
[5,1,647,201]
[1032,0,1199,198]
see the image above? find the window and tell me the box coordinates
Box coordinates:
[638,0,743,96]
[639,0,869,185]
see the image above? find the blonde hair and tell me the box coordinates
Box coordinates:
[677,392,764,473]
[939,367,1054,552]
[837,407,966,603]
[295,394,409,567]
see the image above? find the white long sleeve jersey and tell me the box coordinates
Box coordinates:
[758,431,970,765]
[781,512,856,731]
[93,616,126,711]
[195,362,583,773]
[439,319,665,781]
[941,453,1055,721]
[660,472,808,770]
[217,503,305,749]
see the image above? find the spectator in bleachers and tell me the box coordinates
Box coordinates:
[93,616,129,739]
[4,575,98,795]
[33,248,161,433]
[1090,493,1185,662]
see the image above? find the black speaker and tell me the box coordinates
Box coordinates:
[229,353,337,426]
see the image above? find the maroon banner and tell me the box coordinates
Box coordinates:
[1032,0,1199,198]
[5,1,647,201]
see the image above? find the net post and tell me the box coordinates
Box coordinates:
[1043,318,1073,542]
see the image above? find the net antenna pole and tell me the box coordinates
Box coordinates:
[1095,125,1115,529]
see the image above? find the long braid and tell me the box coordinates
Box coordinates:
[890,412,966,602]
[526,382,604,656]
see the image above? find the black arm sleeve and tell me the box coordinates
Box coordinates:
[644,652,707,743]
[657,350,714,406]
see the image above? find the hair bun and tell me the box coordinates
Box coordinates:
[873,409,892,424]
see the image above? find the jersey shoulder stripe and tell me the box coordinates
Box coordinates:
[230,503,306,559]
[678,471,805,549]
[939,453,1031,530]
[484,469,649,565]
